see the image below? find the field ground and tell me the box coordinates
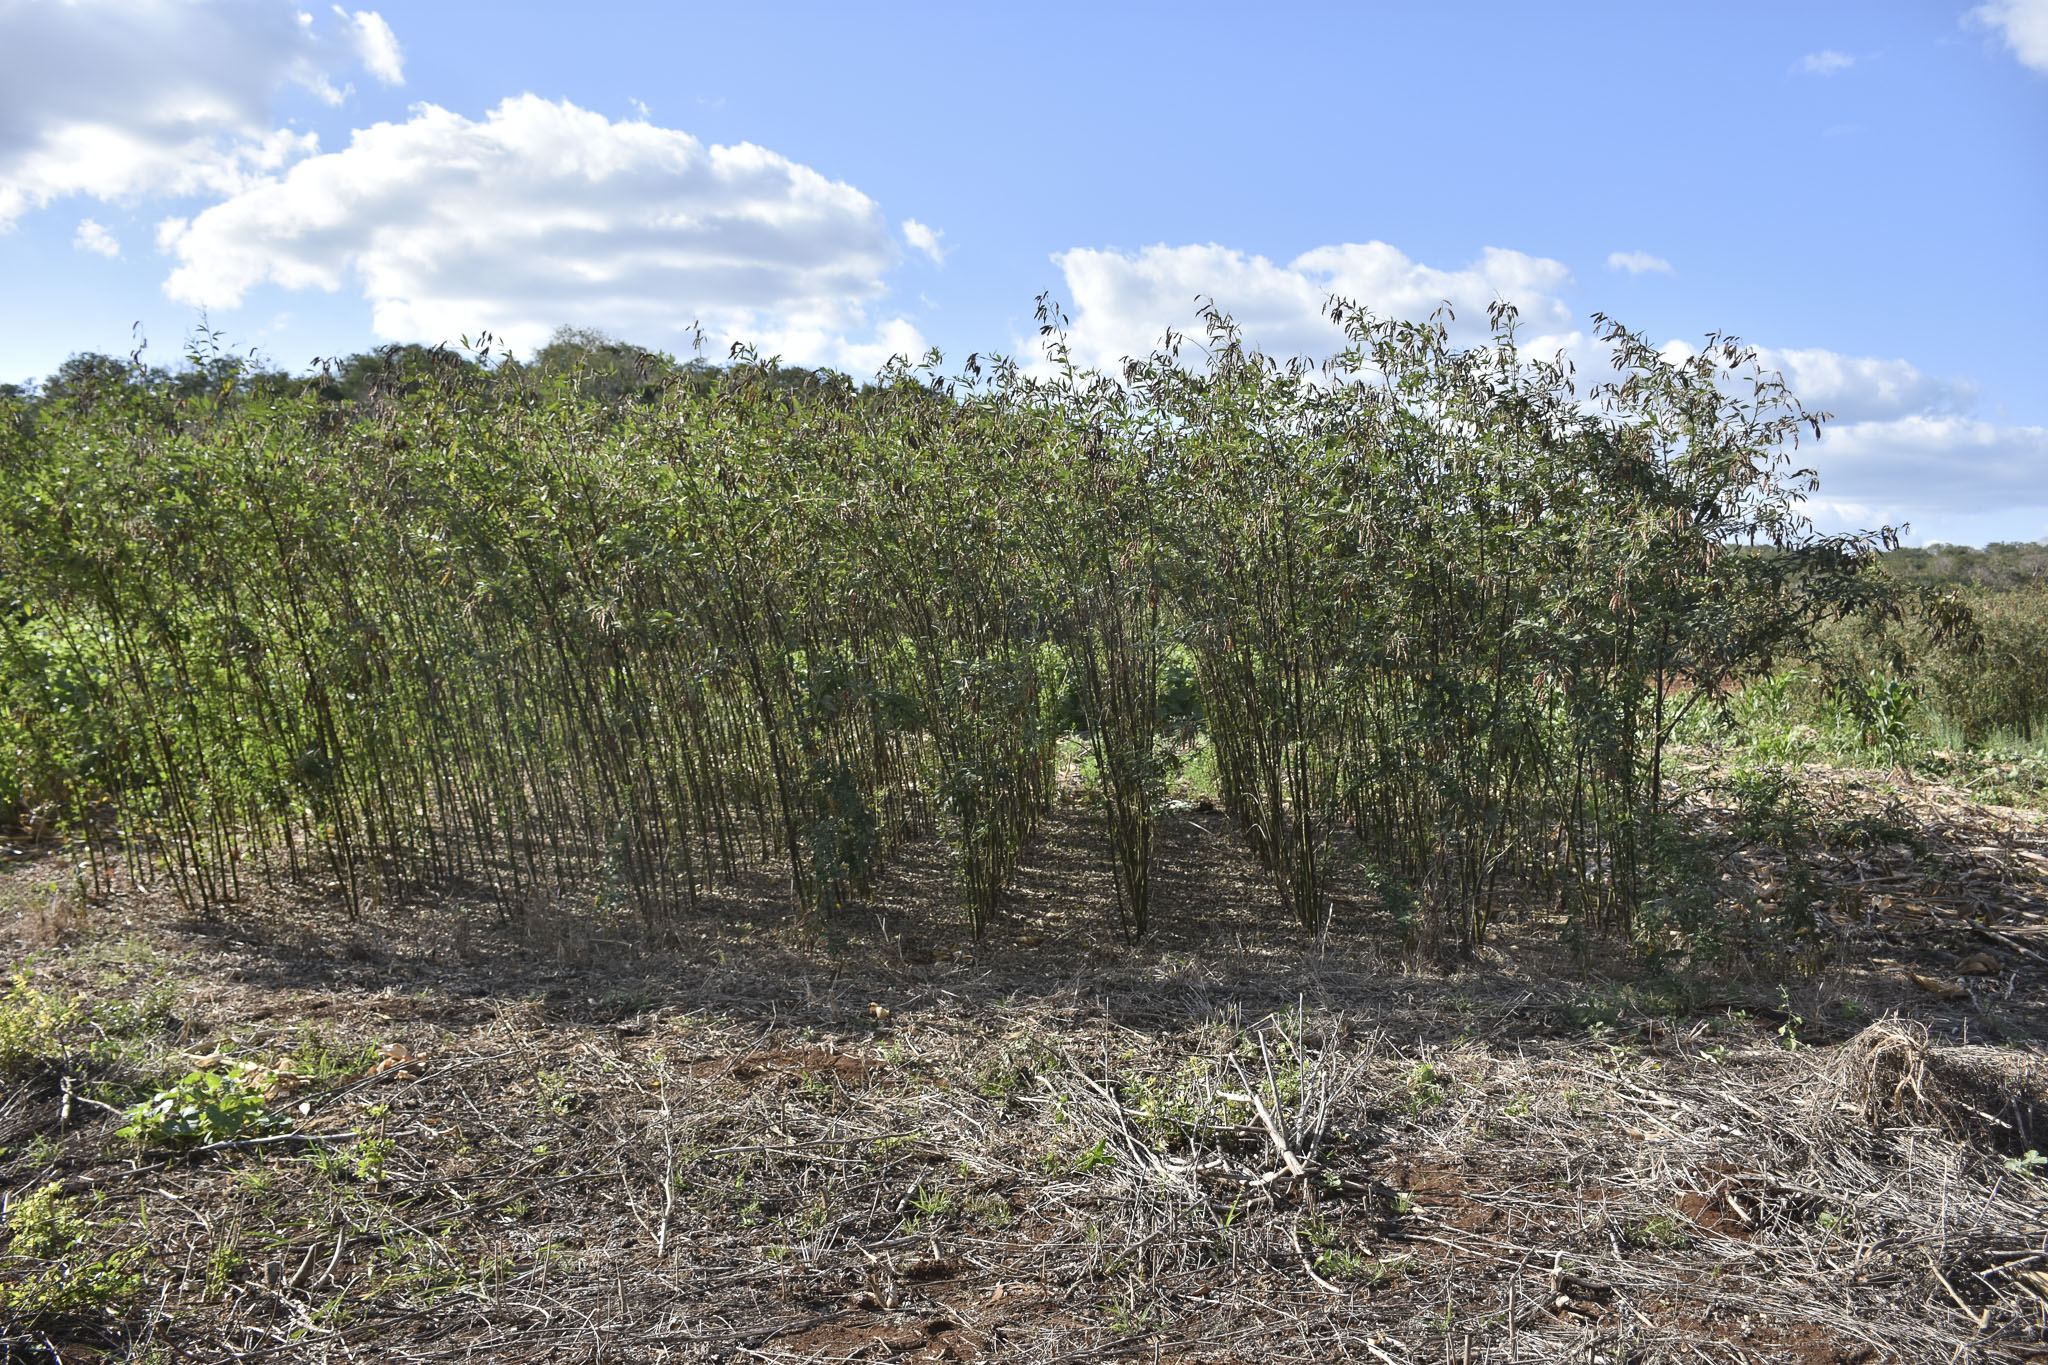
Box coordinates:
[5,760,2048,1363]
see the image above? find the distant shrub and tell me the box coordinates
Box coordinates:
[1879,540,2048,592]
[1922,588,2048,746]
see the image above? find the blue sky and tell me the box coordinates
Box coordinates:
[1,1,2043,543]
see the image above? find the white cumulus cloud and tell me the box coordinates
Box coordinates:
[1806,417,2048,524]
[333,6,404,87]
[71,218,120,258]
[903,219,946,265]
[158,95,923,368]
[1972,0,2048,73]
[0,0,403,228]
[1608,250,1674,275]
[1748,346,1976,424]
[1616,339,2018,519]
[1647,341,2033,528]
[1049,236,2046,532]
[1049,240,1578,373]
[1797,50,1857,75]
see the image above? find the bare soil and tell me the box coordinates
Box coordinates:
[3,761,2048,1363]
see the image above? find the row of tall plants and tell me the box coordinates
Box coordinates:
[0,303,1890,951]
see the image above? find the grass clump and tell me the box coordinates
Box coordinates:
[1630,1213,1692,1250]
[0,965,84,1076]
[0,1183,144,1323]
[1402,1062,1450,1115]
[972,1037,1058,1101]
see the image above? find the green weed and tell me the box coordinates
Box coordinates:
[1403,1062,1449,1115]
[0,1184,144,1321]
[118,1063,281,1146]
[1630,1214,1691,1250]
[1072,1136,1118,1175]
[0,966,84,1075]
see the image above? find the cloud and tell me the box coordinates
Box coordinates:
[1049,240,1578,373]
[1642,340,2016,519]
[1805,416,2048,521]
[333,6,404,87]
[1049,235,2044,533]
[1796,50,1857,75]
[1048,239,1991,428]
[903,219,946,265]
[0,0,403,228]
[71,218,120,259]
[1972,0,2048,74]
[158,95,923,369]
[1630,339,2034,529]
[821,316,930,374]
[1749,346,1977,424]
[1607,250,1674,276]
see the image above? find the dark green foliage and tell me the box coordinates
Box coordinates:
[1879,541,2048,592]
[1921,588,2048,744]
[517,325,716,406]
[0,305,1886,950]
[1802,576,2047,749]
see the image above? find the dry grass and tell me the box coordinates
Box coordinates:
[3,768,2048,1364]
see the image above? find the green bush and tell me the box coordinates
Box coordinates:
[1922,588,2048,746]
[4,1182,86,1259]
[0,967,84,1076]
[1832,670,1922,759]
[0,612,124,833]
[0,307,1890,952]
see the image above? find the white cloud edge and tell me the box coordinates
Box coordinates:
[71,218,120,258]
[1971,0,2048,74]
[1607,250,1673,275]
[0,1,403,228]
[902,219,945,265]
[155,95,926,374]
[1796,49,1856,75]
[1042,240,1581,379]
[336,7,405,86]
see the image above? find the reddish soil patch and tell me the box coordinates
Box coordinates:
[777,1313,978,1361]
[1676,1163,1820,1238]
